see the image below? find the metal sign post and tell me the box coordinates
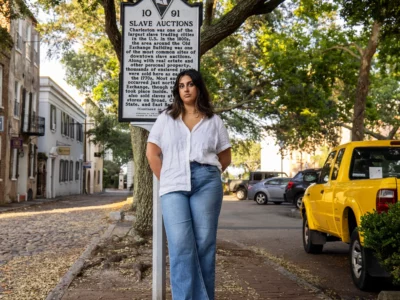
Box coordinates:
[120,0,202,299]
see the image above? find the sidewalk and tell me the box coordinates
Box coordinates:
[0,189,130,214]
[51,218,332,300]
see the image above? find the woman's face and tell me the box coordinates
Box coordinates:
[178,75,198,106]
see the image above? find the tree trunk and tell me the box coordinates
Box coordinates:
[352,21,381,141]
[130,125,153,236]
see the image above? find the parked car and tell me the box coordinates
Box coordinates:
[248,177,292,205]
[228,171,288,200]
[285,168,321,209]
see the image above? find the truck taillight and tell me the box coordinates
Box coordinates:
[248,185,253,190]
[287,181,294,190]
[376,189,397,213]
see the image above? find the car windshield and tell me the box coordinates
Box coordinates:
[350,147,400,179]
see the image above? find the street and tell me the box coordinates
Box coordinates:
[0,192,394,300]
[218,197,381,300]
[0,191,130,300]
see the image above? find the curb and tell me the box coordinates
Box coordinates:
[378,291,400,299]
[221,239,333,300]
[45,223,117,300]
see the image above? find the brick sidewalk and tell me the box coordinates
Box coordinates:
[58,220,330,300]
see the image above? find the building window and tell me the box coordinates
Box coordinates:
[14,81,20,117]
[70,118,74,139]
[26,24,31,60]
[97,170,100,184]
[76,122,83,142]
[61,112,64,134]
[69,160,73,181]
[0,65,3,108]
[50,105,56,131]
[16,20,23,51]
[75,161,79,180]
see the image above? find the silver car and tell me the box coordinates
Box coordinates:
[248,177,292,205]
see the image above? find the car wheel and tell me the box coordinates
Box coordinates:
[302,214,323,254]
[255,193,267,205]
[350,229,373,290]
[273,202,282,205]
[236,188,247,200]
[295,194,304,209]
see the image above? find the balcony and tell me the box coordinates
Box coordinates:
[22,114,45,136]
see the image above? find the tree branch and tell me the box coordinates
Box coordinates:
[203,0,215,27]
[100,0,121,63]
[200,0,285,56]
[215,99,256,113]
[388,126,399,139]
[339,122,389,140]
[324,45,361,60]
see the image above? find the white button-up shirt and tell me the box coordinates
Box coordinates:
[148,111,231,196]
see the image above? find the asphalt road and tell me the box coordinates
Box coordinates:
[218,196,385,300]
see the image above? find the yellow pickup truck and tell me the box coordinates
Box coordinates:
[301,140,399,290]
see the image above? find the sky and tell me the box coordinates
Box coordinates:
[39,45,84,104]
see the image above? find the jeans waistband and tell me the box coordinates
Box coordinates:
[190,161,212,167]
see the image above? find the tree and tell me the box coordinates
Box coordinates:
[103,160,121,188]
[330,0,400,141]
[231,140,261,172]
[35,0,286,235]
[0,0,31,52]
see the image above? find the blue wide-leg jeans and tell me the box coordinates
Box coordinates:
[161,162,223,300]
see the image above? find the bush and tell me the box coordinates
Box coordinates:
[359,202,400,285]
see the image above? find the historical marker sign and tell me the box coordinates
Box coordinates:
[119,0,202,122]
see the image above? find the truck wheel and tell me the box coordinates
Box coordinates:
[255,193,267,205]
[295,194,304,209]
[303,214,323,254]
[350,229,373,290]
[236,188,247,200]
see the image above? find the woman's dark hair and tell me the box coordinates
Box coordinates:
[166,69,214,119]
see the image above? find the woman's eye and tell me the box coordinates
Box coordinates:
[188,82,194,87]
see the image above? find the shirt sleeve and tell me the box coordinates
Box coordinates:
[147,112,165,148]
[216,116,231,154]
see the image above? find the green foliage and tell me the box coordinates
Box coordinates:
[103,160,121,188]
[340,0,400,39]
[0,0,32,52]
[231,140,261,172]
[359,202,400,285]
[85,100,132,166]
[0,27,13,52]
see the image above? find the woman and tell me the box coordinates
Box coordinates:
[146,69,231,300]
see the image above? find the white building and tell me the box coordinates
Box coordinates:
[37,77,85,198]
[84,102,103,194]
